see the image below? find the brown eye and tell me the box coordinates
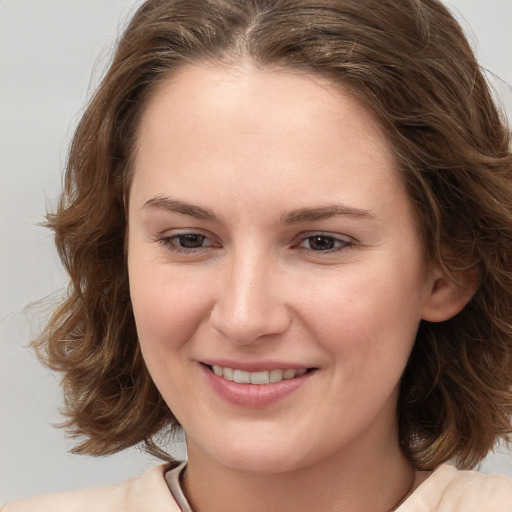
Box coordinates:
[307,235,336,251]
[176,234,207,248]
[158,232,216,252]
[299,233,352,252]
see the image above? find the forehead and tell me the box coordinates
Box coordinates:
[140,64,392,149]
[131,63,407,222]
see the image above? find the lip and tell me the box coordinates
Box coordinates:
[199,362,316,408]
[200,359,311,372]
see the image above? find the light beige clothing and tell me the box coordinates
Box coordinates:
[3,463,512,511]
[397,464,512,511]
[1,464,180,512]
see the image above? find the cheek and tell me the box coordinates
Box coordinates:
[300,264,425,367]
[128,263,212,408]
[128,253,212,357]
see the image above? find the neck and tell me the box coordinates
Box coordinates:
[182,429,415,512]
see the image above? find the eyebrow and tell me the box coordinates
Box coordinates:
[143,196,220,222]
[143,196,375,224]
[282,204,375,224]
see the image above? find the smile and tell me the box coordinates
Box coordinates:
[201,362,316,408]
[210,365,309,384]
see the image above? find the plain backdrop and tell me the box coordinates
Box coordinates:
[1,0,512,504]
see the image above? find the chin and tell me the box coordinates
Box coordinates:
[189,431,320,475]
[218,450,309,475]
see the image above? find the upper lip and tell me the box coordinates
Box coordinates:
[200,359,315,372]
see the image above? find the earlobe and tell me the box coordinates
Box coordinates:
[421,265,479,323]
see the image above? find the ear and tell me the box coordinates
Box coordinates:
[421,264,479,323]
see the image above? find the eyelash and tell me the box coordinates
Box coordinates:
[156,231,355,255]
[156,232,218,253]
[295,232,354,253]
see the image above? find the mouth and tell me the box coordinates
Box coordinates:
[200,362,316,407]
[207,364,313,385]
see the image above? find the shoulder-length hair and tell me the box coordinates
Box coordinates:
[35,0,512,470]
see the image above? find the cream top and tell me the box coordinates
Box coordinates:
[3,462,512,511]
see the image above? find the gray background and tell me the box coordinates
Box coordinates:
[1,0,511,504]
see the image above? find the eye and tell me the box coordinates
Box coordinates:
[172,233,209,249]
[157,231,218,252]
[298,233,353,252]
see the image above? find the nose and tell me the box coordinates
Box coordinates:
[209,250,291,345]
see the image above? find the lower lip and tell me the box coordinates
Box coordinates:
[199,364,314,408]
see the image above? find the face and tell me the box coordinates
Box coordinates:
[128,64,438,474]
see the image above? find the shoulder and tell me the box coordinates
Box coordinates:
[1,464,181,512]
[400,464,512,511]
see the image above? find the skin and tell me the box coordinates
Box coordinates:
[127,63,468,512]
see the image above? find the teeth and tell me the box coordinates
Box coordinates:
[210,365,308,385]
[223,367,234,381]
[233,370,251,384]
[269,369,283,383]
[250,371,270,384]
[283,369,296,379]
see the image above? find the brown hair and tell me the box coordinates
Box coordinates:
[34,0,512,470]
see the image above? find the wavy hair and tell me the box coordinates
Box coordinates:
[34,0,512,469]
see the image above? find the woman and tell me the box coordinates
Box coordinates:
[4,0,512,510]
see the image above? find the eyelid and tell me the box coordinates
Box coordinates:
[293,231,356,252]
[297,230,355,242]
[155,228,221,252]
